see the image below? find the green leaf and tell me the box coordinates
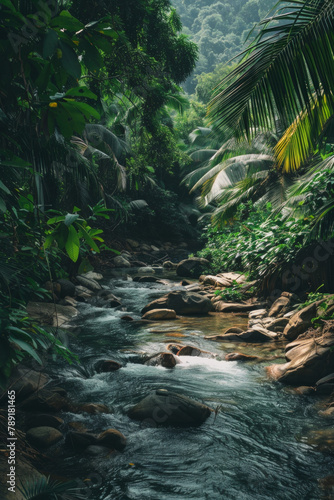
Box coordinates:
[47,216,65,225]
[58,41,81,79]
[65,225,80,262]
[0,180,10,194]
[68,101,100,120]
[43,29,58,59]
[65,86,97,100]
[0,197,6,212]
[76,223,99,252]
[64,213,79,226]
[50,11,84,32]
[8,337,43,365]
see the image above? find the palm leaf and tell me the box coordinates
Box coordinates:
[209,0,334,140]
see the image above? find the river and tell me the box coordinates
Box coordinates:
[48,269,334,500]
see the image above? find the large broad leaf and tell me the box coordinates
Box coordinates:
[65,86,97,100]
[58,41,81,79]
[8,337,43,365]
[43,29,58,59]
[76,223,99,253]
[64,213,80,226]
[65,225,80,262]
[50,11,84,32]
[0,180,10,194]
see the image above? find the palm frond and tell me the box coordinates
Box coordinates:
[209,0,334,139]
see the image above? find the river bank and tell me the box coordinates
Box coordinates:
[1,241,334,499]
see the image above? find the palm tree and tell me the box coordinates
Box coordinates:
[209,0,334,172]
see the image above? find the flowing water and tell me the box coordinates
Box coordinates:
[50,270,334,499]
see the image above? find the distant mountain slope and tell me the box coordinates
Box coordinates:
[172,0,277,92]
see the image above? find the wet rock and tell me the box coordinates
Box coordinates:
[315,373,334,395]
[20,390,71,412]
[26,426,63,449]
[249,309,267,320]
[65,431,97,451]
[166,343,183,354]
[163,261,178,269]
[113,255,131,268]
[25,414,64,430]
[142,309,177,321]
[82,271,103,281]
[68,422,88,432]
[305,428,334,453]
[203,273,246,287]
[76,403,109,414]
[51,387,67,397]
[5,367,49,401]
[95,360,122,373]
[56,278,76,298]
[213,302,265,313]
[75,285,93,301]
[128,389,212,426]
[177,345,214,358]
[293,386,316,395]
[97,429,126,451]
[121,315,135,321]
[176,257,209,278]
[126,238,140,249]
[262,317,290,332]
[283,302,320,341]
[222,327,244,334]
[205,327,277,343]
[145,352,180,369]
[92,289,121,308]
[133,276,161,283]
[59,296,78,307]
[76,275,102,291]
[225,352,259,362]
[319,407,334,418]
[142,291,212,316]
[266,334,334,385]
[27,302,77,327]
[268,292,299,317]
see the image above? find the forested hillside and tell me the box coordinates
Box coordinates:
[172,0,277,91]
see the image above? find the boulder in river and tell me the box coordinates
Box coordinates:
[27,302,77,327]
[91,289,122,308]
[97,429,126,451]
[266,334,334,385]
[145,352,180,369]
[213,301,266,313]
[142,290,212,316]
[142,309,177,321]
[268,292,299,317]
[176,257,209,278]
[282,302,320,341]
[26,426,63,449]
[205,326,277,343]
[113,255,131,268]
[128,389,212,426]
[176,345,215,358]
[225,352,260,362]
[76,275,102,291]
[25,414,64,430]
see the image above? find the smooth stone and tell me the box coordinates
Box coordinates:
[142,309,177,320]
[128,389,212,426]
[266,334,334,385]
[65,431,97,451]
[145,352,180,369]
[20,390,71,412]
[25,414,64,430]
[177,345,214,358]
[97,429,126,450]
[26,427,63,449]
[27,302,77,327]
[225,352,259,362]
[5,367,49,401]
[76,275,102,291]
[213,302,265,313]
[283,301,321,341]
[56,278,76,298]
[113,255,131,268]
[176,257,210,278]
[142,290,212,316]
[82,271,103,280]
[249,309,267,319]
